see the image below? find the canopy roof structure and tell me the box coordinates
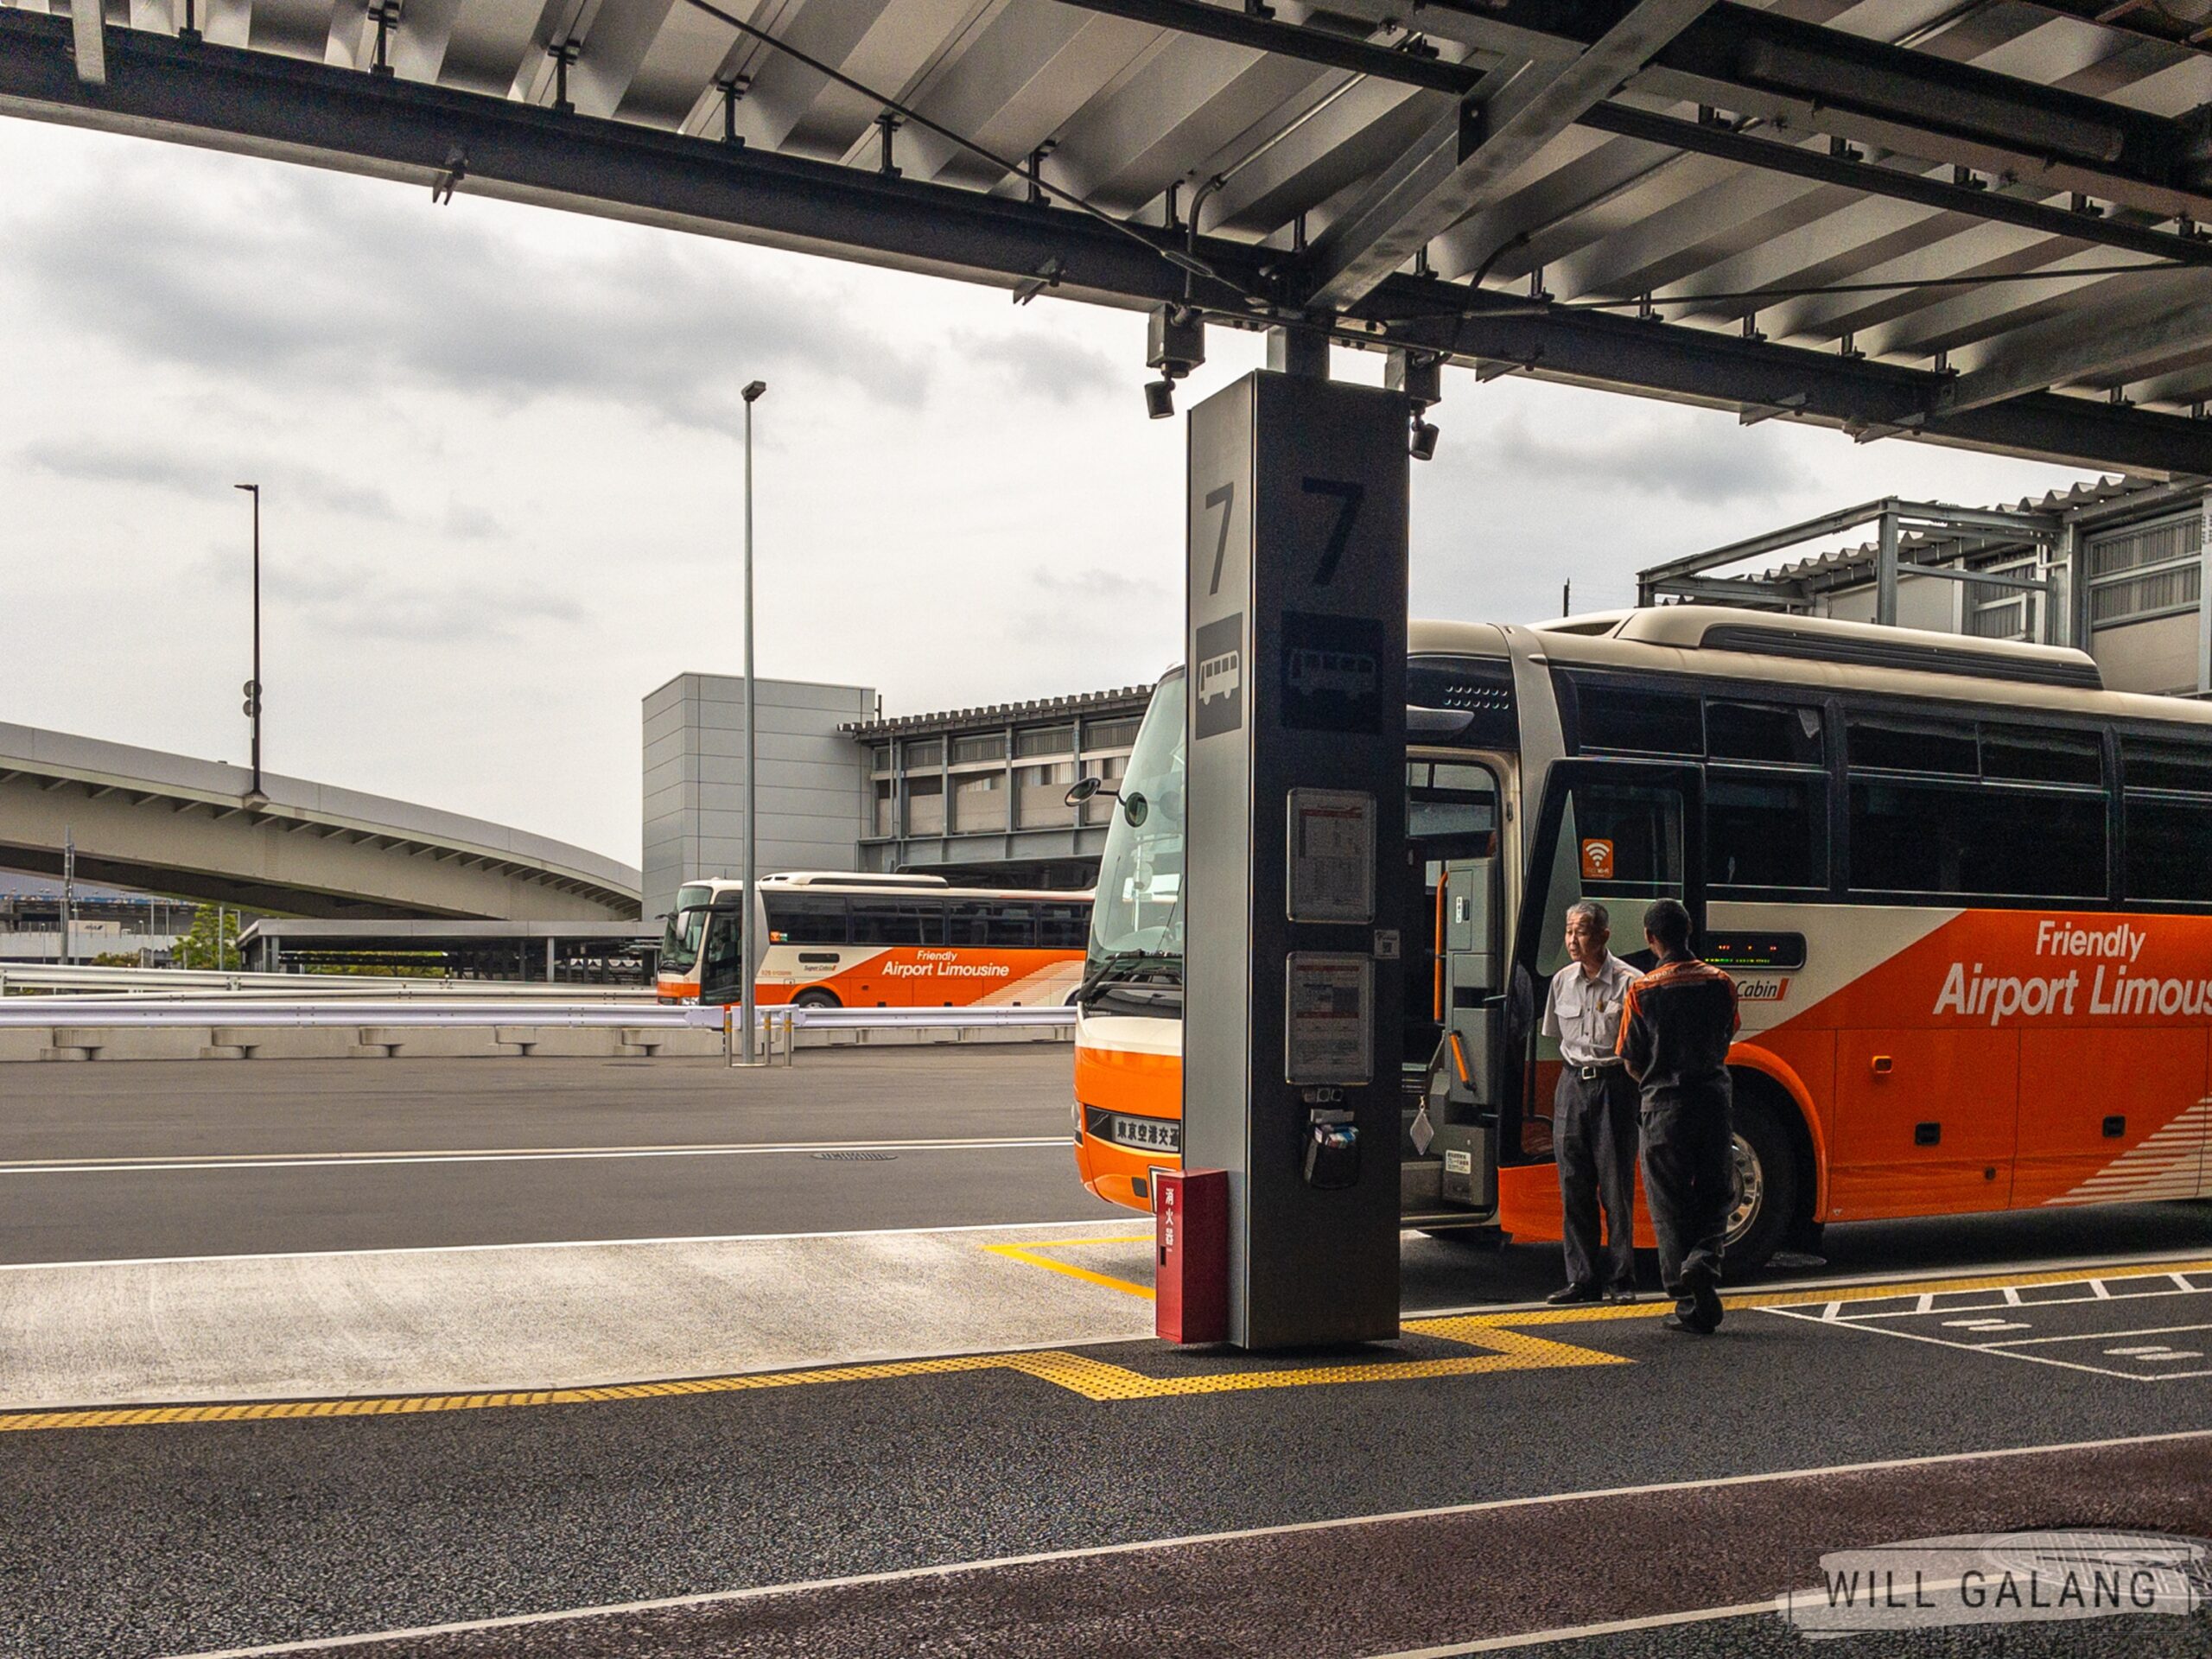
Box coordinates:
[6,0,2212,473]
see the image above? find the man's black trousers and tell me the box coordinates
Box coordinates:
[1638,1086,1734,1309]
[1553,1067,1639,1292]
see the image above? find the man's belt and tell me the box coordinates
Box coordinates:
[1575,1061,1625,1080]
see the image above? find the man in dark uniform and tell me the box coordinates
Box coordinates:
[1617,898,1739,1335]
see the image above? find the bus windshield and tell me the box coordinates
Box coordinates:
[1086,671,1185,988]
[660,906,707,975]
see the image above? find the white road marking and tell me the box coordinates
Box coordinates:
[162,1429,2212,1659]
[1826,1276,2204,1323]
[0,1136,1065,1176]
[0,1216,1136,1274]
[1766,1298,2212,1382]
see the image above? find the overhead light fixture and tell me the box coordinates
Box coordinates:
[1409,418,1440,461]
[1144,378,1177,420]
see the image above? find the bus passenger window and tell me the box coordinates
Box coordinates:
[766,894,849,946]
[948,902,1036,947]
[1037,903,1090,949]
[850,903,941,946]
[1707,701,1823,766]
[1850,781,2105,899]
[1707,771,1827,891]
[1568,677,1701,756]
[2126,797,2212,901]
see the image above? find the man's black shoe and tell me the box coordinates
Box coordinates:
[1546,1284,1604,1306]
[1694,1283,1725,1330]
[1605,1286,1638,1305]
[1662,1313,1718,1334]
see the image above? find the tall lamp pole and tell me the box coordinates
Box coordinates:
[737,380,768,1065]
[233,484,264,802]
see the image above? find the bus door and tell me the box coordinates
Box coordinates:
[1506,762,1703,1166]
[696,900,747,1007]
[1407,760,1505,1217]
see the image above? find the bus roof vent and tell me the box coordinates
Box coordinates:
[1617,606,2102,692]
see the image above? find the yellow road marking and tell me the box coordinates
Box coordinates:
[7,1258,2194,1434]
[982,1235,1157,1301]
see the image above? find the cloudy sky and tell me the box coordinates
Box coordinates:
[0,115,2106,865]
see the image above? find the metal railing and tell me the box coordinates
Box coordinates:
[749,1003,1076,1066]
[0,994,1074,1065]
[0,998,716,1029]
[0,963,650,1000]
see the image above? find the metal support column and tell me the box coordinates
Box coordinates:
[2062,521,2088,651]
[1876,502,1900,627]
[1184,371,1408,1351]
[1264,325,1330,380]
[2198,494,2212,696]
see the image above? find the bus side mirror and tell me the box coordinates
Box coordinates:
[1066,777,1116,807]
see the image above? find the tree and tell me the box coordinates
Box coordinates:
[169,906,243,971]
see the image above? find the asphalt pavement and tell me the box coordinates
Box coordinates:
[0,1050,1116,1262]
[3,1053,2209,1658]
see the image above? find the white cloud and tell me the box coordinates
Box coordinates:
[0,118,2104,867]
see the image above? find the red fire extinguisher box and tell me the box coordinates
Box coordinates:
[1155,1167,1227,1344]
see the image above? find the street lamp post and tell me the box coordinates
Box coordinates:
[737,380,768,1066]
[234,484,264,802]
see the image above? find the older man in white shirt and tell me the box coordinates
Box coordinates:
[1538,899,1641,1305]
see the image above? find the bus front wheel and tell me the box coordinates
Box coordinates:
[1723,1087,1802,1277]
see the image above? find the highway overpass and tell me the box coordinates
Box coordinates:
[0,722,639,920]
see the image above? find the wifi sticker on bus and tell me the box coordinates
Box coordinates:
[1580,839,1615,880]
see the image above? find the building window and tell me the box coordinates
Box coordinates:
[1965,559,2037,641]
[2088,513,2203,629]
[904,738,944,771]
[1014,726,1074,758]
[1017,760,1075,828]
[868,745,892,776]
[907,773,944,835]
[873,779,897,838]
[1083,718,1141,753]
[953,771,1007,832]
[951,734,1007,765]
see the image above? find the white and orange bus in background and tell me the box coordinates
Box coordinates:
[1074,607,2212,1273]
[658,872,1090,1009]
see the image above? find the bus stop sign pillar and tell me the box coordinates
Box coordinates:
[1184,370,1408,1351]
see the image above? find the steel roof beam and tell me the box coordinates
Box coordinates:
[3,11,2207,474]
[1057,0,2212,269]
[1940,288,2212,414]
[1299,0,1717,311]
[1418,0,2212,219]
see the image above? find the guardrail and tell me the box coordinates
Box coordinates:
[0,995,1075,1064]
[0,1000,718,1029]
[0,964,651,1000]
[752,1003,1076,1066]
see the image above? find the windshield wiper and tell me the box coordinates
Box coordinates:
[1076,948,1182,1005]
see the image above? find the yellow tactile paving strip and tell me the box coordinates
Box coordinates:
[3,1257,2200,1433]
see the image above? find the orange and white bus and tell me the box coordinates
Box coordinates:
[658,872,1090,1009]
[1075,607,2212,1273]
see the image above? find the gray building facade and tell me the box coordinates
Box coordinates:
[640,677,1155,917]
[641,674,877,921]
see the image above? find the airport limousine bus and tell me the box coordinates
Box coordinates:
[1073,606,2212,1272]
[658,872,1091,1009]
